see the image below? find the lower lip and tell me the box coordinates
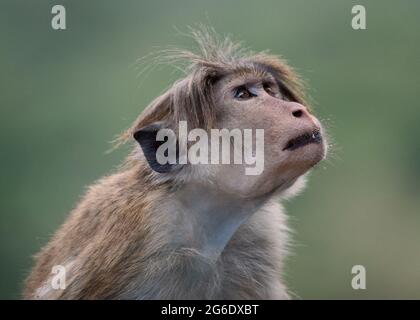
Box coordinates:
[288,141,319,151]
[283,132,322,151]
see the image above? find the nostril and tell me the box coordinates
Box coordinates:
[292,110,303,118]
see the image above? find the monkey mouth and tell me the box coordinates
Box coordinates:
[283,130,322,151]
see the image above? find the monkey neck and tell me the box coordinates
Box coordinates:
[169,182,269,258]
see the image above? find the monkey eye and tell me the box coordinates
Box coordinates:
[263,82,281,98]
[233,86,255,100]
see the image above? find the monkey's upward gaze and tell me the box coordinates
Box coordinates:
[24,30,327,299]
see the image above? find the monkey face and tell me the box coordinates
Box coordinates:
[209,71,327,198]
[133,61,327,199]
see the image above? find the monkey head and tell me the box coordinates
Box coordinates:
[130,37,327,199]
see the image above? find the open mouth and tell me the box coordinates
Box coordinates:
[283,130,322,151]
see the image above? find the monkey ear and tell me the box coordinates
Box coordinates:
[133,122,179,173]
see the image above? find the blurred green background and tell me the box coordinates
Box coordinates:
[1,0,419,299]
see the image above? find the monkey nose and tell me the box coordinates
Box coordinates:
[289,105,320,129]
[291,107,310,119]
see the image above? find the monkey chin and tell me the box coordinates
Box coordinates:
[298,142,326,166]
[231,141,326,199]
[268,142,326,192]
[283,136,327,168]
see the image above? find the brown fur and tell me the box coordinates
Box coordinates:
[23,29,325,299]
[24,161,290,299]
